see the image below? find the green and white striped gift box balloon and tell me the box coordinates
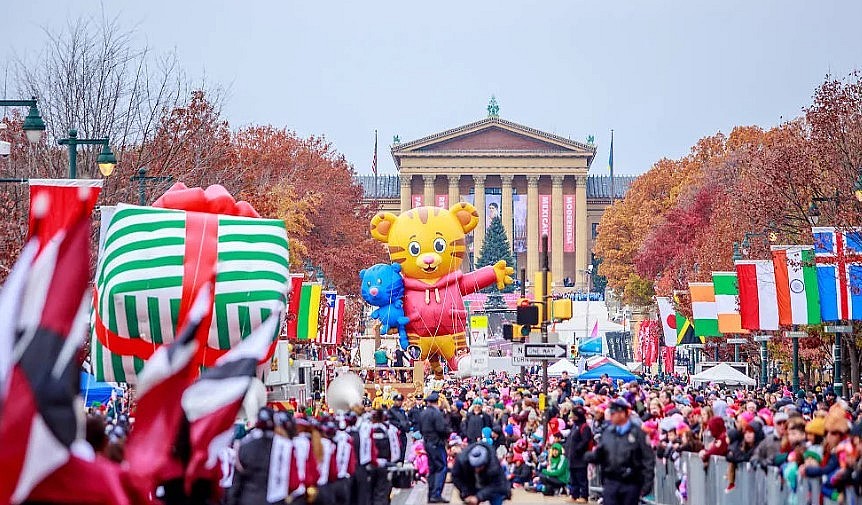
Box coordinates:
[90,204,289,383]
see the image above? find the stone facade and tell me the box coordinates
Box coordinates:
[356,116,634,291]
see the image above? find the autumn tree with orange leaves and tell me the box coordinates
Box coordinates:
[596,73,862,391]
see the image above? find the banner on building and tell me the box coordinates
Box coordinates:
[564,195,575,252]
[411,195,423,208]
[513,194,527,253]
[436,195,448,208]
[486,193,501,229]
[539,194,551,243]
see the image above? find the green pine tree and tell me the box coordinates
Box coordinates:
[476,215,516,293]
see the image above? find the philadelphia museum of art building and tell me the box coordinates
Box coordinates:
[357,115,633,291]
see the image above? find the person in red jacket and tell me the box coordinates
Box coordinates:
[699,417,728,468]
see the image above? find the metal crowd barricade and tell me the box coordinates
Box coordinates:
[592,452,858,505]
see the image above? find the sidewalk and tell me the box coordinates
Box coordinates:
[391,482,579,505]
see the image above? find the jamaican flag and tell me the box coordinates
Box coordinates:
[676,313,702,345]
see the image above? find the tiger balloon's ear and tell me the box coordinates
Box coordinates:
[370,212,398,242]
[449,202,479,234]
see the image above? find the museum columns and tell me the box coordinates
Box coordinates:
[447,174,460,207]
[422,174,435,206]
[399,174,411,213]
[575,175,589,289]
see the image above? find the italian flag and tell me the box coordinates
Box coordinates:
[296,282,322,340]
[688,282,721,338]
[771,245,820,326]
[735,260,779,331]
[712,271,748,334]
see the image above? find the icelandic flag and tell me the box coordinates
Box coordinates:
[813,227,862,321]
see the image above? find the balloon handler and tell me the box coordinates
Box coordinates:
[370,203,514,378]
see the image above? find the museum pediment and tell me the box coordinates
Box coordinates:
[392,117,595,156]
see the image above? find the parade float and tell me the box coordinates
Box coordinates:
[365,203,514,378]
[90,183,290,384]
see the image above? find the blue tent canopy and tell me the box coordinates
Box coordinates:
[80,371,119,406]
[576,362,638,382]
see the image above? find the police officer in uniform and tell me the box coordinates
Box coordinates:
[388,394,410,462]
[408,394,425,429]
[587,399,654,505]
[419,391,452,503]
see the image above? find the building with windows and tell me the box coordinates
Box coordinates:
[356,115,634,290]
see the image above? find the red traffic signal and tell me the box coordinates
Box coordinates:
[516,304,539,326]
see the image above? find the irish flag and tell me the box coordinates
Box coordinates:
[771,245,820,326]
[712,271,748,334]
[689,282,721,337]
[736,260,779,331]
[296,282,322,340]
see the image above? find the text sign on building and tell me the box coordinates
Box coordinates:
[564,195,575,252]
[539,194,551,243]
[436,195,448,208]
[411,194,423,208]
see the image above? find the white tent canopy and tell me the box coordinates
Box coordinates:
[547,359,578,377]
[553,301,625,346]
[690,363,756,386]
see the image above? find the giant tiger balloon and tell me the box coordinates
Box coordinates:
[369,203,514,378]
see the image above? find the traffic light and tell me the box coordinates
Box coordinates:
[520,325,531,338]
[516,299,539,326]
[502,323,513,341]
[552,299,573,320]
[570,344,577,358]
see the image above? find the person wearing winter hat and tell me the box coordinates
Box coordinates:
[509,452,533,487]
[451,442,511,505]
[566,406,593,503]
[801,406,850,499]
[700,417,729,465]
[751,411,789,469]
[463,398,493,443]
[586,398,655,504]
[532,443,569,496]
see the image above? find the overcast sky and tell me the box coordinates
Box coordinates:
[4,1,861,176]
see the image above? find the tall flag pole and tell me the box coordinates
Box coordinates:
[372,129,378,204]
[609,129,615,201]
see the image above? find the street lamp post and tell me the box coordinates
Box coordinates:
[0,97,46,143]
[786,330,805,393]
[57,129,117,179]
[130,167,173,206]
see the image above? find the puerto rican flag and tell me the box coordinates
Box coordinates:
[813,227,862,321]
[181,305,283,491]
[319,292,345,346]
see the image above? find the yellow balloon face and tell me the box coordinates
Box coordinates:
[369,204,479,281]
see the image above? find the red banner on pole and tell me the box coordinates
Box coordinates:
[411,194,423,208]
[539,194,551,243]
[564,195,575,252]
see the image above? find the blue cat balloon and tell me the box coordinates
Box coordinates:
[360,263,410,349]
